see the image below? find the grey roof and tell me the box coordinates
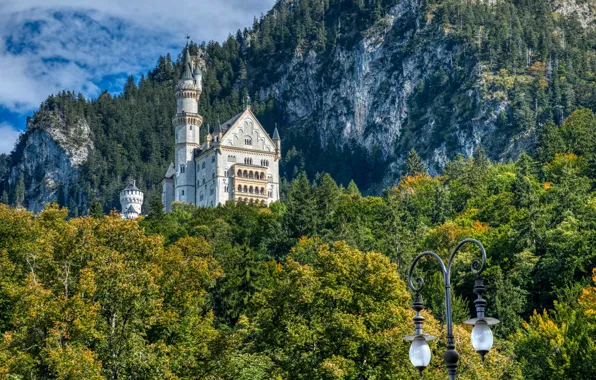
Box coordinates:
[193,64,202,76]
[125,182,140,191]
[164,162,176,179]
[218,111,244,135]
[180,46,193,81]
[272,127,280,140]
[126,205,137,213]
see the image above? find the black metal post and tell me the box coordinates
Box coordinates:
[407,238,487,380]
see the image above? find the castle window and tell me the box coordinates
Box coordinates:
[224,185,228,192]
[249,171,254,179]
[211,155,215,163]
[238,184,242,192]
[268,190,272,197]
[245,136,252,145]
[180,165,185,174]
[202,178,206,185]
[260,172,265,180]
[244,157,253,165]
[202,162,205,169]
[224,170,228,177]
[190,125,193,130]
[181,190,185,196]
[200,193,204,201]
[243,185,248,193]
[212,170,215,179]
[237,169,242,177]
[210,187,214,195]
[228,155,236,163]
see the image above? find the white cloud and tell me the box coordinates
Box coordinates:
[0,0,276,112]
[0,122,22,155]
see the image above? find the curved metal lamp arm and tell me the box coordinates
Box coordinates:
[446,238,487,282]
[407,251,447,293]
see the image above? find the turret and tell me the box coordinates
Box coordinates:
[193,64,202,91]
[175,45,201,114]
[120,180,144,219]
[273,127,281,160]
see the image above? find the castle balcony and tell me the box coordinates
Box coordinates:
[231,163,268,183]
[172,112,203,127]
[232,163,269,205]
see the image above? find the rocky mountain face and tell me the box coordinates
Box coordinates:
[260,0,595,190]
[4,106,93,213]
[0,0,594,214]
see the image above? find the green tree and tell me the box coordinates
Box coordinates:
[405,149,427,176]
[89,198,103,218]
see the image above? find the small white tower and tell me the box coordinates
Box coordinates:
[120,180,144,219]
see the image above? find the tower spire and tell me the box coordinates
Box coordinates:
[180,40,193,81]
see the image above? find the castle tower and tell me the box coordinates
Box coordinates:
[173,44,203,204]
[273,126,281,160]
[120,180,144,219]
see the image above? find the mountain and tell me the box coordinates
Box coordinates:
[1,0,595,215]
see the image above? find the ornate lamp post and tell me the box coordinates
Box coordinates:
[403,238,499,379]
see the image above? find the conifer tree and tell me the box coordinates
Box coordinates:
[405,149,427,176]
[89,199,104,218]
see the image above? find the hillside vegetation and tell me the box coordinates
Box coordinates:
[1,109,596,378]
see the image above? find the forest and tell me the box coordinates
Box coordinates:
[1,108,596,378]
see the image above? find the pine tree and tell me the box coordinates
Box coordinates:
[90,199,104,218]
[346,180,361,196]
[405,149,427,176]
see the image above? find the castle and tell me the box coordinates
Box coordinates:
[161,45,281,212]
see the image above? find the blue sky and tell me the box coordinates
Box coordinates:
[0,0,276,154]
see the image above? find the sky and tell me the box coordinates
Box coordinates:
[0,0,276,154]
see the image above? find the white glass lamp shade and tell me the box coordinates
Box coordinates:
[471,320,493,354]
[409,337,431,370]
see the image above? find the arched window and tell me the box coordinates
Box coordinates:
[260,172,265,180]
[179,165,185,174]
[249,186,253,194]
[243,185,248,193]
[249,171,254,179]
[224,185,228,192]
[238,185,242,192]
[237,169,242,177]
[245,136,252,145]
[268,190,272,198]
[243,170,248,177]
[224,170,228,177]
[260,187,265,195]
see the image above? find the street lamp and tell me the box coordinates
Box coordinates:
[403,238,499,379]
